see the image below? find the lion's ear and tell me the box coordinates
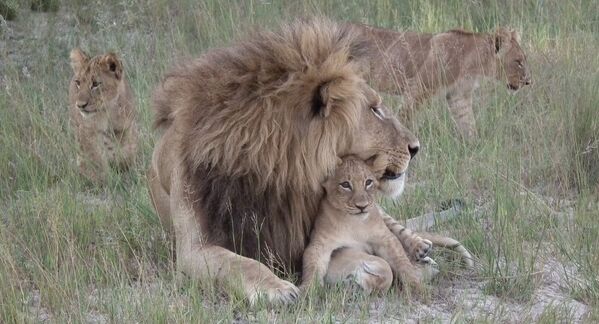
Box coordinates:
[511,30,521,43]
[101,53,123,80]
[70,48,89,73]
[494,27,514,55]
[312,80,341,118]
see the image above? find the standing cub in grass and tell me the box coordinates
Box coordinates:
[69,48,139,183]
[301,156,473,293]
[360,24,532,139]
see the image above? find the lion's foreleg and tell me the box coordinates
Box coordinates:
[170,171,299,305]
[379,208,432,262]
[415,232,474,268]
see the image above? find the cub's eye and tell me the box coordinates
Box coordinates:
[91,81,101,89]
[516,60,523,68]
[365,179,374,188]
[371,106,385,120]
[339,181,352,190]
[74,80,80,88]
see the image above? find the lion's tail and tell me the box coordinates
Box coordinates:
[416,232,474,268]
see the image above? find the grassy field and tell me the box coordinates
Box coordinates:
[1,0,598,322]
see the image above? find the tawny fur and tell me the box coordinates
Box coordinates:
[381,211,474,268]
[69,48,138,183]
[147,18,421,304]
[302,157,473,292]
[302,156,423,291]
[357,24,532,139]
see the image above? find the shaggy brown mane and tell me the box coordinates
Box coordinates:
[447,28,478,36]
[152,18,374,271]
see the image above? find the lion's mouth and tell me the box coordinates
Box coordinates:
[382,168,404,180]
[79,109,97,116]
[507,83,520,91]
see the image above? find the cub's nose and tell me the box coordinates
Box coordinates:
[524,78,532,85]
[408,140,420,159]
[355,203,368,213]
[76,101,89,109]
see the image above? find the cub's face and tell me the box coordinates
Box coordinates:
[494,28,532,91]
[324,157,378,216]
[69,48,124,116]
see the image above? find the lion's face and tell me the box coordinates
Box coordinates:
[345,85,420,199]
[69,48,124,116]
[494,28,532,91]
[324,156,378,216]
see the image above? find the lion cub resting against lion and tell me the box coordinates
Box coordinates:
[69,48,139,183]
[301,156,472,292]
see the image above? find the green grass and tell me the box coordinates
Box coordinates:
[1,0,598,322]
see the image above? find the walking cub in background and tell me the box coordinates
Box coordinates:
[301,156,473,293]
[69,48,139,183]
[360,24,532,139]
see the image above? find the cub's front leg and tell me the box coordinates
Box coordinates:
[75,126,109,183]
[300,242,333,290]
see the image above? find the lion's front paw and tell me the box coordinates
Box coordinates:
[409,237,433,262]
[248,278,300,305]
[418,256,439,282]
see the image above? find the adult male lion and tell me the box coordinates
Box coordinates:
[360,24,532,139]
[147,19,422,304]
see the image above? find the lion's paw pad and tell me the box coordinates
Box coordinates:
[249,279,300,305]
[412,238,433,261]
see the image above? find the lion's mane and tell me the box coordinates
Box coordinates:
[152,18,373,270]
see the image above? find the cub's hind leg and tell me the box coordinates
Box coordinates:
[325,247,393,294]
[371,233,423,290]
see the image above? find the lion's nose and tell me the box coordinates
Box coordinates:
[408,141,420,159]
[524,78,532,85]
[77,101,89,109]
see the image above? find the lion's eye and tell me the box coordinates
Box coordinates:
[91,81,101,89]
[516,60,523,68]
[75,80,80,88]
[371,106,385,120]
[340,181,352,190]
[365,179,373,189]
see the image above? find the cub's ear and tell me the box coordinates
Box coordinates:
[100,53,123,80]
[70,48,89,73]
[494,27,513,55]
[312,78,344,118]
